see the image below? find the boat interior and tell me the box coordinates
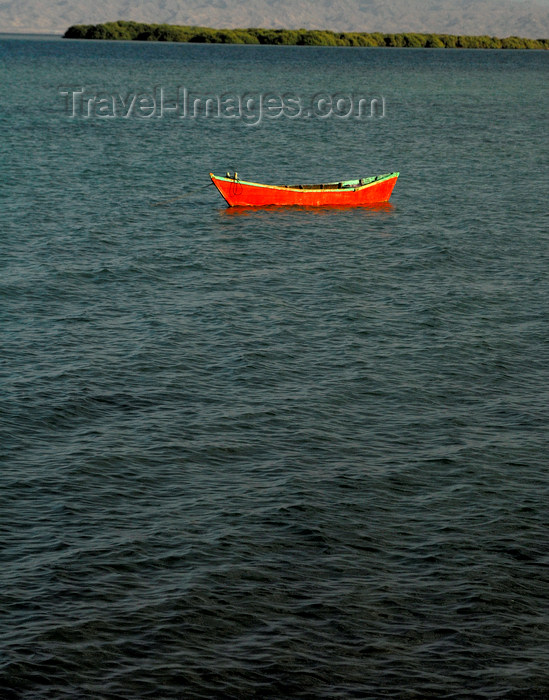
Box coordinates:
[218,173,393,190]
[283,176,383,190]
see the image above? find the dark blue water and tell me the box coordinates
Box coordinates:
[1,36,548,698]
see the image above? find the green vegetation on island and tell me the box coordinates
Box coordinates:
[64,21,549,49]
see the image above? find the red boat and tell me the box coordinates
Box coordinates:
[210,171,399,208]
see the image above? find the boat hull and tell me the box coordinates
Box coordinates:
[210,172,399,208]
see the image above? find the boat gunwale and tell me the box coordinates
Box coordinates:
[210,172,399,193]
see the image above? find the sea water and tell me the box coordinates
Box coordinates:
[1,36,548,698]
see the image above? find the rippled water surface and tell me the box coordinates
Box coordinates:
[1,37,548,698]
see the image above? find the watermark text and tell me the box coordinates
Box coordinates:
[58,86,386,124]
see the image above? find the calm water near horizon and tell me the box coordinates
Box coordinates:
[1,36,548,698]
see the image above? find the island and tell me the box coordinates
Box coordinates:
[64,21,548,49]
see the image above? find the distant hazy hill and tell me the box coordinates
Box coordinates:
[2,0,549,38]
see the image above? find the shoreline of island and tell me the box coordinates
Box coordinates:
[64,21,549,49]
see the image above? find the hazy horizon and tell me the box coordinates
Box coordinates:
[2,0,549,38]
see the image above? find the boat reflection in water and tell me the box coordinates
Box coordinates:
[220,201,395,218]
